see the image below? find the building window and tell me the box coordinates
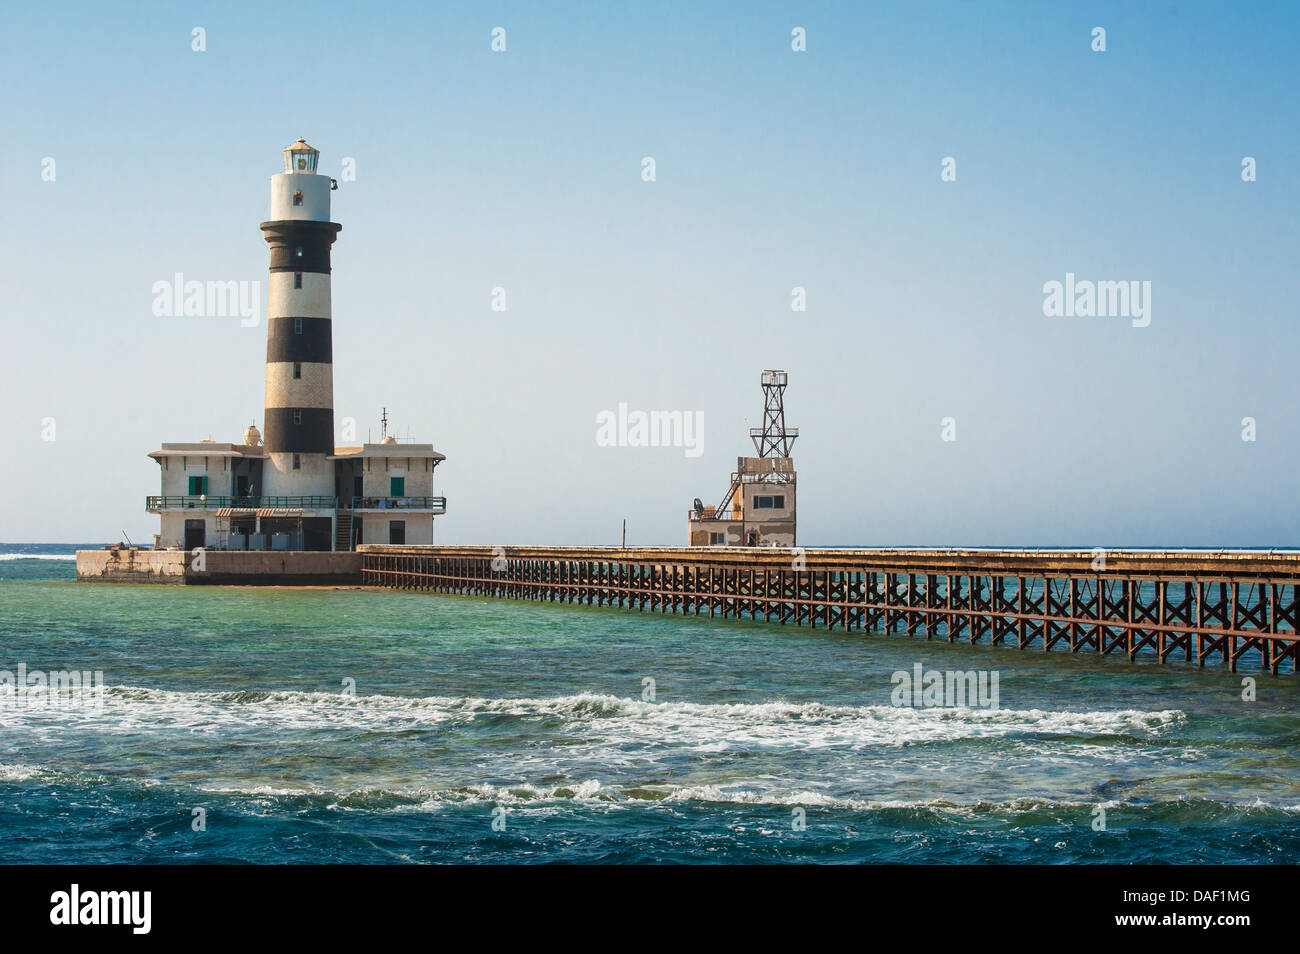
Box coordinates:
[294,318,303,334]
[390,476,405,497]
[188,475,208,495]
[293,409,302,425]
[388,520,405,545]
[753,495,786,510]
[293,454,301,470]
[293,362,301,379]
[709,532,727,546]
[293,272,302,289]
[294,246,304,258]
[293,190,303,207]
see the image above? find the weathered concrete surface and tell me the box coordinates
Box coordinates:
[191,551,362,585]
[76,549,362,585]
[76,549,187,583]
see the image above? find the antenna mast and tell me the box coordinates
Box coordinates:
[749,370,797,457]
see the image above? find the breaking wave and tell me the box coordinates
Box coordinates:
[6,761,1295,826]
[0,684,1186,747]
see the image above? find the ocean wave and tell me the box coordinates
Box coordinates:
[6,758,1295,823]
[0,553,77,561]
[0,686,1188,760]
[0,762,44,782]
[139,777,1300,820]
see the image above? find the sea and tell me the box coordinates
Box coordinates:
[1,542,1297,864]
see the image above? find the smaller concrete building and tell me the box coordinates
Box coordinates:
[688,370,798,547]
[689,455,797,547]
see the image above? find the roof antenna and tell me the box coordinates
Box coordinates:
[381,407,388,441]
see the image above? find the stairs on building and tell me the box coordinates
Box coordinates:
[335,510,354,552]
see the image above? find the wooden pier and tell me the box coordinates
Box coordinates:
[360,546,1300,674]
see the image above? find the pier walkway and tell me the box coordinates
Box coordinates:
[360,546,1300,674]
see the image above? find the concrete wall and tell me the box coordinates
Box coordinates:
[263,450,335,497]
[270,171,332,221]
[158,511,214,548]
[687,482,795,547]
[267,270,330,316]
[361,457,436,497]
[742,482,794,519]
[77,549,188,583]
[687,520,743,546]
[742,480,796,547]
[157,453,239,497]
[265,361,333,410]
[359,513,433,545]
[76,549,361,585]
[192,550,360,585]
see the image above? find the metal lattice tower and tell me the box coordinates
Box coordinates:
[749,370,797,457]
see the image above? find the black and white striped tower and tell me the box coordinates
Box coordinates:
[259,139,341,499]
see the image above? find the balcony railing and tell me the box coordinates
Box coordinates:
[688,509,742,522]
[348,496,447,514]
[146,495,339,511]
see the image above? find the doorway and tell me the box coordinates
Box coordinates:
[184,519,205,550]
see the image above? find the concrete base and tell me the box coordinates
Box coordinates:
[76,549,363,585]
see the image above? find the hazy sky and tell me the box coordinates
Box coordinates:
[2,1,1298,546]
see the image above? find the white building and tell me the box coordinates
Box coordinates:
[146,140,447,551]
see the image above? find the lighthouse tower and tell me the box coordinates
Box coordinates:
[259,139,341,500]
[143,138,448,554]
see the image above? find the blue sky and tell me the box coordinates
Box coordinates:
[1,1,1297,545]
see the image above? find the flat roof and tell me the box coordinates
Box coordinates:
[147,442,444,461]
[148,443,266,459]
[329,443,445,461]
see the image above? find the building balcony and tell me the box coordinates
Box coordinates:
[347,496,446,514]
[688,509,742,523]
[146,495,339,512]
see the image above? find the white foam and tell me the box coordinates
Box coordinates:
[177,780,1300,819]
[0,686,1186,752]
[0,553,77,561]
[0,762,43,782]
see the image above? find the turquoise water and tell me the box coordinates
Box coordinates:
[1,544,1298,863]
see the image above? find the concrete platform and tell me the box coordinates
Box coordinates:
[76,549,363,585]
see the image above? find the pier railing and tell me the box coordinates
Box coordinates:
[359,545,1300,674]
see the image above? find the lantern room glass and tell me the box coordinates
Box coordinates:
[283,139,319,174]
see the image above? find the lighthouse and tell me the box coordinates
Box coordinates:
[143,138,447,554]
[259,138,341,501]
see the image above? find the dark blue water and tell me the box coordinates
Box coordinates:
[1,544,1297,863]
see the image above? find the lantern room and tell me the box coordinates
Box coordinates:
[283,138,320,174]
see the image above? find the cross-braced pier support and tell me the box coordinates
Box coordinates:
[361,546,1300,674]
